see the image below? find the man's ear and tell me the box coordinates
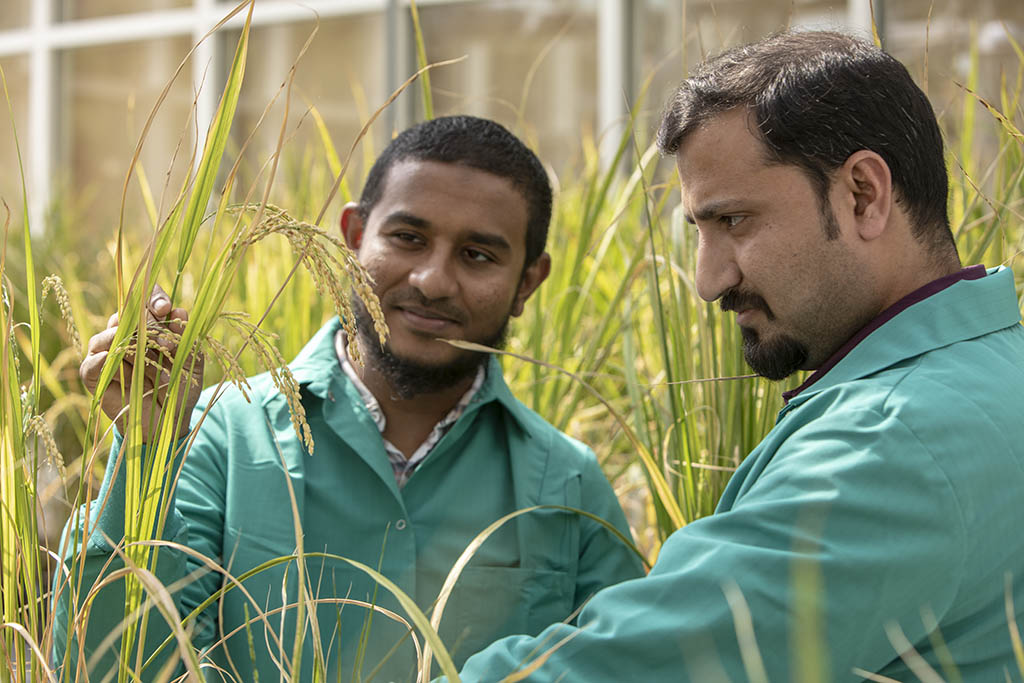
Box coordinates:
[340,202,365,250]
[511,252,551,317]
[838,150,892,242]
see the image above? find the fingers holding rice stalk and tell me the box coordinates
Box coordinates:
[80,284,205,443]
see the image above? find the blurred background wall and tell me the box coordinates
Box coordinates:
[0,0,1021,239]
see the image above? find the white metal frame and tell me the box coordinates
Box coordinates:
[0,0,875,232]
[0,0,449,232]
[598,0,632,166]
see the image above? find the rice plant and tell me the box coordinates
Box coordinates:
[1,2,464,681]
[0,3,1022,682]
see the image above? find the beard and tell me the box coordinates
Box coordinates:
[352,295,510,399]
[718,200,850,381]
[738,325,809,381]
[721,288,809,381]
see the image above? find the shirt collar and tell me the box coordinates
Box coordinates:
[334,328,486,434]
[782,265,1019,405]
[278,318,346,403]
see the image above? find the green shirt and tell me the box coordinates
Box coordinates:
[54,318,643,682]
[456,266,1024,682]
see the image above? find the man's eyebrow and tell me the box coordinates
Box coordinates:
[382,210,431,229]
[684,199,744,224]
[382,211,512,251]
[466,231,511,251]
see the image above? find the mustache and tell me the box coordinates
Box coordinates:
[720,289,774,320]
[386,288,467,324]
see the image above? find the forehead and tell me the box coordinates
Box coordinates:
[372,159,529,233]
[674,109,773,200]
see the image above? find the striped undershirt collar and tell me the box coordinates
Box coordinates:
[334,330,486,487]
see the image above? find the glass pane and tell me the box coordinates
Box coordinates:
[636,0,848,136]
[0,56,29,218]
[59,37,195,243]
[418,0,599,174]
[879,0,1024,164]
[882,0,1024,89]
[61,0,190,22]
[229,12,388,220]
[0,0,30,30]
[634,0,683,142]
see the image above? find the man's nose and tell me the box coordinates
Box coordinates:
[694,236,741,302]
[408,251,459,300]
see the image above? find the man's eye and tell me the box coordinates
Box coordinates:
[393,231,422,244]
[722,215,746,228]
[465,248,494,263]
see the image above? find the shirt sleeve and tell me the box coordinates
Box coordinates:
[454,407,966,682]
[572,448,646,609]
[51,392,230,679]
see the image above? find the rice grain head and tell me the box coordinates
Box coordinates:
[222,312,314,454]
[228,203,389,364]
[41,274,82,357]
[26,414,66,480]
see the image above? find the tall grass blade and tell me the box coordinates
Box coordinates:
[868,0,882,47]
[308,104,351,203]
[449,339,685,529]
[883,622,945,683]
[313,55,465,228]
[421,503,644,682]
[722,581,770,683]
[1,58,45,682]
[1006,573,1024,679]
[171,1,255,301]
[408,0,434,120]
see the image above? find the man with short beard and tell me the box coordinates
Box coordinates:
[452,31,1024,682]
[59,116,643,682]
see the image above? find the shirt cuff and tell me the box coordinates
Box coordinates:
[89,426,190,550]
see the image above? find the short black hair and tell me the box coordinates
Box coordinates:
[358,115,552,267]
[657,30,954,253]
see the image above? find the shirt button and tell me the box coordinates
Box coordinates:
[395,519,407,531]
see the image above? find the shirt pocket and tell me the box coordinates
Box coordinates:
[439,565,574,668]
[224,458,301,564]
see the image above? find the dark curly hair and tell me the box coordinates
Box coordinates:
[658,30,953,254]
[358,115,552,267]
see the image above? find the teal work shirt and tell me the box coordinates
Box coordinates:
[54,318,643,682]
[456,266,1024,682]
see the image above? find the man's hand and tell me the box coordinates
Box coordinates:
[80,285,205,443]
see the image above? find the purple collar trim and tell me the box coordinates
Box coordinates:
[781,264,988,403]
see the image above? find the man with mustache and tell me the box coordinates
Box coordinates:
[59,116,643,681]
[451,31,1024,681]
